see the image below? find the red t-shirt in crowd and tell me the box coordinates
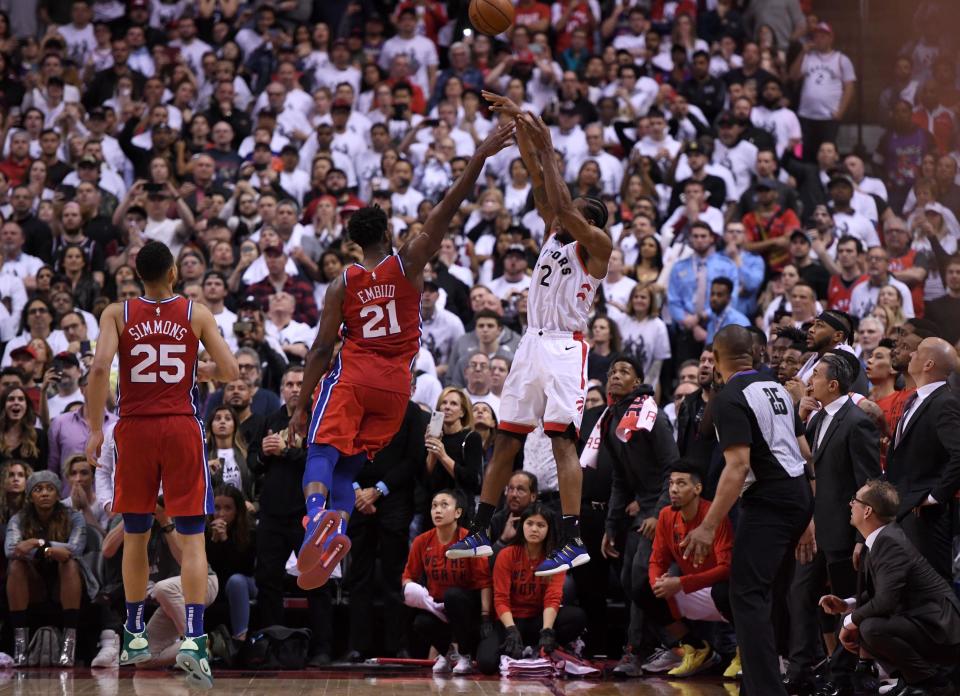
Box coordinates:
[492,544,564,619]
[742,205,801,272]
[648,498,732,595]
[514,1,551,30]
[827,273,868,313]
[402,526,491,600]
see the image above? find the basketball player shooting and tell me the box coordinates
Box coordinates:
[289,121,517,590]
[447,97,612,576]
[85,240,239,688]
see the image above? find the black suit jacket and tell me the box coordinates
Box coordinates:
[806,398,881,552]
[852,524,960,645]
[887,384,960,511]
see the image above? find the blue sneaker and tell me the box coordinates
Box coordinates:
[445,530,493,559]
[534,539,590,576]
[297,514,351,590]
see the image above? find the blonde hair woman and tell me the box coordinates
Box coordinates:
[423,387,483,526]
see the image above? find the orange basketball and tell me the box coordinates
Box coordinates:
[469,0,514,36]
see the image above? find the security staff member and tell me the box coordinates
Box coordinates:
[681,325,813,696]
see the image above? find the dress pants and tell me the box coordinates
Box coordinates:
[620,525,654,650]
[787,547,858,681]
[899,499,955,581]
[254,513,333,655]
[571,502,610,656]
[859,615,960,684]
[732,480,812,696]
[346,495,413,655]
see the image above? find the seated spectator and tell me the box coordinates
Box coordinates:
[476,502,587,674]
[490,471,539,556]
[205,485,257,642]
[423,388,483,520]
[60,453,107,533]
[0,459,32,530]
[5,471,86,666]
[0,385,48,471]
[403,490,492,675]
[634,466,735,677]
[205,406,254,503]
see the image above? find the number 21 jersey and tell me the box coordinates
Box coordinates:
[339,255,421,394]
[118,296,200,417]
[527,235,602,333]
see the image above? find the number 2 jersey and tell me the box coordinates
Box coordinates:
[337,255,421,395]
[527,234,602,333]
[117,295,200,417]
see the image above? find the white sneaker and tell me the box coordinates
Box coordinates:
[432,655,451,674]
[641,645,683,674]
[452,654,474,675]
[91,630,120,668]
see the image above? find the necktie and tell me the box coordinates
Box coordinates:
[693,259,707,315]
[813,412,827,455]
[893,392,919,449]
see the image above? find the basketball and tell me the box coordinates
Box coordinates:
[469,0,514,36]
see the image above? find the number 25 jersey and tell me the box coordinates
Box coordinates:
[338,255,421,395]
[118,295,200,417]
[527,235,602,333]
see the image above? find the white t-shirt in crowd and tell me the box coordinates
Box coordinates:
[750,106,802,157]
[616,315,671,387]
[798,50,856,120]
[377,34,439,95]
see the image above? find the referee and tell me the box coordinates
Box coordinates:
[681,325,813,696]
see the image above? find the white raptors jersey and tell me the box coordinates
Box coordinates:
[527,234,603,332]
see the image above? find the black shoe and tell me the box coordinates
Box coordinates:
[395,649,411,659]
[853,660,880,696]
[784,676,816,696]
[814,681,855,696]
[307,652,331,668]
[345,650,364,663]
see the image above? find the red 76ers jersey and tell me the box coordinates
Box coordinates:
[527,235,603,333]
[117,296,200,417]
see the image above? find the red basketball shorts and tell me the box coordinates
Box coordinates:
[308,378,408,458]
[113,414,213,517]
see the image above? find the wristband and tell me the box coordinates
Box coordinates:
[375,481,390,497]
[352,482,361,491]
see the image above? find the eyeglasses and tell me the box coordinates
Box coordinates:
[468,362,489,371]
[28,307,49,315]
[850,496,870,507]
[505,486,529,494]
[238,363,258,371]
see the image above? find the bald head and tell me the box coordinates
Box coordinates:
[909,337,958,384]
[713,325,754,381]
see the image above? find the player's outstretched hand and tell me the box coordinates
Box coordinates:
[481,90,522,117]
[86,430,104,470]
[475,120,516,159]
[517,112,552,151]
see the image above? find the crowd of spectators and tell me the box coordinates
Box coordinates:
[0,0,958,688]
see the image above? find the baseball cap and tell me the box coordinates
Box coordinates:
[812,22,833,35]
[331,99,352,112]
[504,244,526,257]
[339,202,361,217]
[263,244,285,257]
[78,155,100,168]
[129,0,148,7]
[53,352,80,368]
[153,123,173,133]
[87,107,106,120]
[332,38,349,49]
[790,229,810,243]
[754,177,778,191]
[423,279,440,292]
[10,345,37,360]
[827,173,855,188]
[685,141,706,156]
[559,101,578,115]
[716,112,738,127]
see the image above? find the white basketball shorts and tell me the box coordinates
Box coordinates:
[499,329,589,436]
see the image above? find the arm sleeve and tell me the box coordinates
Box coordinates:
[49,509,87,558]
[401,534,425,586]
[932,393,960,505]
[648,511,672,586]
[493,549,513,617]
[542,573,564,612]
[666,265,688,320]
[47,419,62,482]
[679,515,733,593]
[606,456,631,537]
[4,512,26,558]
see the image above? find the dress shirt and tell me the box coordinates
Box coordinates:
[814,395,849,452]
[898,380,947,505]
[667,252,740,322]
[49,408,118,495]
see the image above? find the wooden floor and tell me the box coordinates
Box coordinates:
[0,668,740,696]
